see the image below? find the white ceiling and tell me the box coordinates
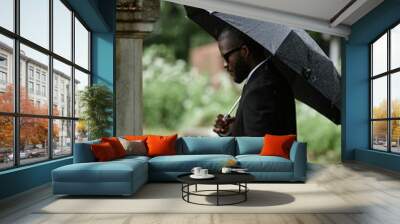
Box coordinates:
[165,0,384,37]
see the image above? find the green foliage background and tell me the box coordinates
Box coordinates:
[142,2,341,163]
[143,45,239,131]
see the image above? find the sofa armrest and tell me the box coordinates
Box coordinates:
[73,140,99,163]
[289,141,307,181]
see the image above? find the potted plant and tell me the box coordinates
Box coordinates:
[79,84,113,140]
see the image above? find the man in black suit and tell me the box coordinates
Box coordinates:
[213,28,296,136]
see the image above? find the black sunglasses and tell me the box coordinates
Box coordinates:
[222,45,244,62]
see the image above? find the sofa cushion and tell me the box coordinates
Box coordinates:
[53,159,147,183]
[177,137,235,155]
[124,135,148,141]
[101,137,127,158]
[118,138,147,156]
[148,154,235,172]
[235,137,263,155]
[236,155,293,172]
[91,142,118,161]
[260,134,296,159]
[147,134,178,157]
[115,155,150,163]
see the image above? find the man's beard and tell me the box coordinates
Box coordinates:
[233,56,251,84]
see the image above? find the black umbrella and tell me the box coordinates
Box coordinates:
[185,6,341,124]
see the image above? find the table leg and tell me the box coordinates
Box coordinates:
[195,184,197,192]
[245,183,247,201]
[188,184,191,202]
[217,184,219,206]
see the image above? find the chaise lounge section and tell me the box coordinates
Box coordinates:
[52,137,307,196]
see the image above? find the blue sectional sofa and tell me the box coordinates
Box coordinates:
[52,137,307,196]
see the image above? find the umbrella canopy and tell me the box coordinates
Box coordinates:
[185,6,341,124]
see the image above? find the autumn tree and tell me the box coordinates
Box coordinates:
[372,99,400,142]
[0,84,59,151]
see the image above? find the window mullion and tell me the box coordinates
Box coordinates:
[14,0,20,167]
[370,45,373,149]
[71,10,76,155]
[388,30,391,152]
[48,0,53,160]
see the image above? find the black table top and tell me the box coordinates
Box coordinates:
[177,172,255,185]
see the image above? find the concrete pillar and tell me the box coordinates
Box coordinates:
[115,0,159,136]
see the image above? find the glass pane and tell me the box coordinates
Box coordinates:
[391,120,400,153]
[372,121,388,151]
[391,72,400,118]
[53,119,72,158]
[75,120,88,143]
[74,17,89,70]
[391,24,400,70]
[53,59,72,117]
[372,33,387,76]
[0,34,14,112]
[20,0,49,49]
[0,0,14,31]
[0,116,14,170]
[53,0,72,60]
[20,44,49,115]
[372,77,387,119]
[20,117,49,165]
[74,69,89,118]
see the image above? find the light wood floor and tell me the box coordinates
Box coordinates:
[1,162,400,224]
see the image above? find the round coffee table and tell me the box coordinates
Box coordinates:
[177,173,255,206]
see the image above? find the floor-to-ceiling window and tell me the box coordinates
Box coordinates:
[0,0,90,170]
[370,22,400,153]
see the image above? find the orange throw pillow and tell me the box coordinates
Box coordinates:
[260,134,297,159]
[91,142,117,161]
[101,137,127,158]
[124,135,148,141]
[146,134,178,157]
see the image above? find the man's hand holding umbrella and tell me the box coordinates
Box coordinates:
[213,114,235,136]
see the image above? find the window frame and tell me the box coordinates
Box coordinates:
[0,0,92,171]
[370,21,400,154]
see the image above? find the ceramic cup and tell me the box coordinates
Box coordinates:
[191,167,202,176]
[200,169,208,176]
[221,167,232,174]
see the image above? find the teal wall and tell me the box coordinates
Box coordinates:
[0,158,72,199]
[92,32,115,135]
[343,0,400,171]
[0,0,115,200]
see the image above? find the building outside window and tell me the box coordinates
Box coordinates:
[29,66,34,80]
[0,0,91,170]
[370,23,400,154]
[0,54,7,67]
[41,73,46,83]
[54,89,58,102]
[0,71,6,83]
[28,81,34,94]
[42,85,46,97]
[0,54,7,88]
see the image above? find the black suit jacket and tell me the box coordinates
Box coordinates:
[230,60,297,136]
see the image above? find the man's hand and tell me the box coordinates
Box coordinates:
[213,114,235,136]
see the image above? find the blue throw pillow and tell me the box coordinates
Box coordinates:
[235,137,263,155]
[177,137,235,155]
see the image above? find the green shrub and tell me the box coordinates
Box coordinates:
[79,84,113,140]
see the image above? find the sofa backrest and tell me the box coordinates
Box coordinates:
[235,137,263,155]
[73,139,100,163]
[176,137,236,155]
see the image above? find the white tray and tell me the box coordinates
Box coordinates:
[190,174,215,179]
